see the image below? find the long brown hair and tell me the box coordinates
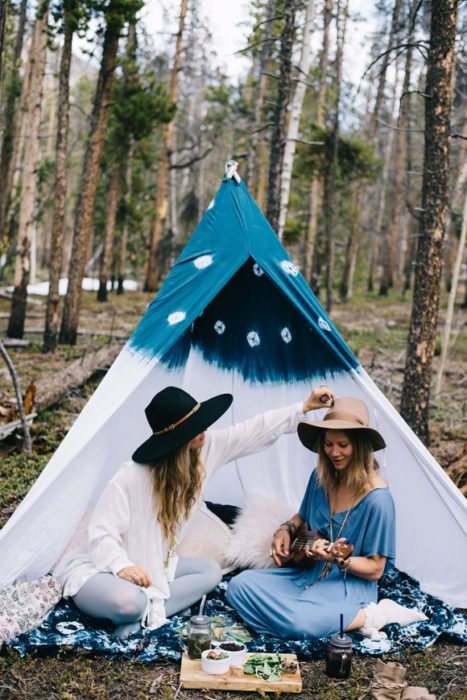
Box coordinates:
[150,444,205,551]
[316,430,379,497]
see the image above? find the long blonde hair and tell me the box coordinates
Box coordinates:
[150,444,205,551]
[316,430,379,497]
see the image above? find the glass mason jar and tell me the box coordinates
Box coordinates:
[186,614,212,659]
[325,632,353,678]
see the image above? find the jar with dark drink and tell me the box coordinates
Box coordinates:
[325,632,353,678]
[186,614,212,659]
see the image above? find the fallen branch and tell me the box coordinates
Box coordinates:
[0,339,33,451]
[34,340,125,413]
[2,327,129,340]
[0,414,36,441]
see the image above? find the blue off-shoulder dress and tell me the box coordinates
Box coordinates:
[226,470,396,640]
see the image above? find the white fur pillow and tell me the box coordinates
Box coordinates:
[176,504,234,574]
[224,495,293,570]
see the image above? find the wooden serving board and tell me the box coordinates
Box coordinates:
[180,652,302,693]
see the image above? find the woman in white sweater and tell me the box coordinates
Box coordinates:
[56,384,331,638]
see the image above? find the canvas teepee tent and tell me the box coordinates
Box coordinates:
[0,165,466,607]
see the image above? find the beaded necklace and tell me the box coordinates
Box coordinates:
[329,497,355,544]
[304,494,355,589]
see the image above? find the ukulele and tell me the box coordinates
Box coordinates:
[279,523,354,569]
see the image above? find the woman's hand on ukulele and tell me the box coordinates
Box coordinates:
[271,529,291,567]
[117,565,152,588]
[303,386,334,413]
[311,537,349,562]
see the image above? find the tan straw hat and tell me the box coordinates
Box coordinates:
[297,396,386,452]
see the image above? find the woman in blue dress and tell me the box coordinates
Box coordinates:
[227,393,401,640]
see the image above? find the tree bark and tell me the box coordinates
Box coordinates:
[265,0,297,234]
[256,137,269,210]
[368,0,404,140]
[144,0,188,292]
[400,0,459,445]
[443,137,466,291]
[277,0,315,240]
[0,0,7,93]
[379,5,415,296]
[244,0,277,192]
[367,79,398,292]
[434,189,466,396]
[117,143,133,295]
[323,0,348,313]
[43,10,74,352]
[339,187,362,301]
[97,164,120,302]
[0,0,27,243]
[7,5,49,339]
[59,11,123,345]
[402,214,416,294]
[304,0,332,286]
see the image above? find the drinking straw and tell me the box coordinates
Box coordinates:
[340,613,344,638]
[199,594,207,616]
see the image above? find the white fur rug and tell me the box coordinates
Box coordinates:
[224,495,292,569]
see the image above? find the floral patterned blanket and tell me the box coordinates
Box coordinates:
[5,568,466,660]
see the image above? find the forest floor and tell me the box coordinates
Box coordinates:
[0,288,465,699]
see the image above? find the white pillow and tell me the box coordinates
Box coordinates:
[176,504,234,574]
[224,494,292,570]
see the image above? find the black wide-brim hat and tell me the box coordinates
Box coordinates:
[132,386,233,463]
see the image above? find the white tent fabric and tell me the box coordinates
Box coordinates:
[0,174,466,608]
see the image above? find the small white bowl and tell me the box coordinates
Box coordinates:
[201,649,231,675]
[215,641,247,666]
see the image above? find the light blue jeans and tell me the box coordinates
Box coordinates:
[72,556,222,638]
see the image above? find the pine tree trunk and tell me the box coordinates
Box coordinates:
[368,0,404,140]
[402,215,416,294]
[244,0,277,191]
[256,138,269,210]
[59,15,122,345]
[379,91,407,295]
[323,0,348,313]
[400,0,459,445]
[278,0,315,240]
[401,1,418,294]
[339,187,362,301]
[367,80,398,292]
[304,0,332,286]
[7,6,48,339]
[144,0,188,292]
[117,143,133,295]
[43,14,74,352]
[97,164,120,302]
[364,0,404,291]
[443,138,466,291]
[379,7,415,296]
[0,0,27,242]
[435,189,466,396]
[0,0,7,91]
[169,128,178,240]
[116,23,136,295]
[266,0,297,234]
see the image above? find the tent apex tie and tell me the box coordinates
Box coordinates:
[224,160,241,183]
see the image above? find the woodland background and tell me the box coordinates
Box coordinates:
[0,0,465,443]
[0,1,466,697]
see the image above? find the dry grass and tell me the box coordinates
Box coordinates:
[0,643,466,699]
